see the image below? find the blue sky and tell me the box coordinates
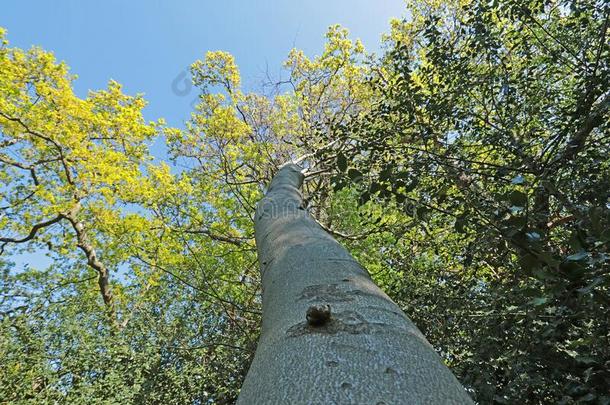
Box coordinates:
[3,0,406,128]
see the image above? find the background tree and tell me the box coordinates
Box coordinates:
[0,30,254,404]
[322,0,609,402]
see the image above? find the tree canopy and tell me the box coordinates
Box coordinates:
[1,1,608,403]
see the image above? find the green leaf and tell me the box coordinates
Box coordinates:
[566,251,588,261]
[455,216,467,233]
[519,253,540,271]
[336,153,348,172]
[576,277,604,294]
[358,191,370,206]
[532,267,554,281]
[526,232,540,241]
[379,166,393,181]
[415,206,429,220]
[529,297,548,306]
[537,251,559,267]
[405,179,419,192]
[508,190,527,207]
[348,168,363,182]
[560,261,585,280]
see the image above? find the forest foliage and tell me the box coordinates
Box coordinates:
[0,0,608,403]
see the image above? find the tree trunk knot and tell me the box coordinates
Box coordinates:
[306,304,331,326]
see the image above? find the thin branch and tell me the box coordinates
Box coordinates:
[178,228,250,246]
[0,111,74,185]
[0,214,63,254]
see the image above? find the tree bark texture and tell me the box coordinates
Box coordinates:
[237,163,473,404]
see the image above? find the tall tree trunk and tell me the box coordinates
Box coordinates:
[237,163,472,404]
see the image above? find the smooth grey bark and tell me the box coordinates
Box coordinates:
[237,163,473,405]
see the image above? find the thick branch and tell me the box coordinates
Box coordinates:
[551,94,609,165]
[62,205,115,321]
